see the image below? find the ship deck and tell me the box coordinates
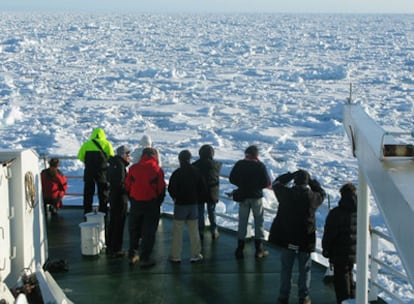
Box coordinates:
[46,207,338,304]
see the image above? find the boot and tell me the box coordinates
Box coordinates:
[235,239,245,260]
[255,239,269,258]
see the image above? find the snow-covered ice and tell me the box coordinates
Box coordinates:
[0,12,413,302]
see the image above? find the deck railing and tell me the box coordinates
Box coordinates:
[42,155,413,303]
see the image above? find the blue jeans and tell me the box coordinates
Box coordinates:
[198,201,217,235]
[237,198,265,240]
[279,247,312,299]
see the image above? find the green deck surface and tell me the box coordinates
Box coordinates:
[46,207,338,304]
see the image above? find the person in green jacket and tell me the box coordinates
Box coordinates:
[78,128,114,215]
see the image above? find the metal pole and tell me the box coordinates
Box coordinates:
[356,168,370,303]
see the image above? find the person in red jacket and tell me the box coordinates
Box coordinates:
[41,158,68,215]
[125,147,166,268]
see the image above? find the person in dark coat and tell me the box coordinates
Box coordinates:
[192,144,222,241]
[168,150,207,263]
[229,145,271,259]
[41,158,68,215]
[106,145,131,258]
[77,127,114,215]
[270,169,326,304]
[322,182,357,304]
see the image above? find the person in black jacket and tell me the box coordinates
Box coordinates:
[193,144,222,241]
[322,182,357,304]
[229,145,271,259]
[106,145,131,258]
[168,150,207,263]
[270,169,326,304]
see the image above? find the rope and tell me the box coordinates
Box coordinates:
[24,171,37,209]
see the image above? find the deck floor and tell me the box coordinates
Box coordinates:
[46,207,337,304]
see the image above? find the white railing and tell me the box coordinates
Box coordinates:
[41,154,413,303]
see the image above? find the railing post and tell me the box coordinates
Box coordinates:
[369,233,379,302]
[356,168,369,304]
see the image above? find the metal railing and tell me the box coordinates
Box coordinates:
[42,155,413,303]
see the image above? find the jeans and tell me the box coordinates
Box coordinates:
[198,201,217,235]
[237,198,265,240]
[279,247,312,299]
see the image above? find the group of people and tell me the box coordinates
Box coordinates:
[40,127,358,304]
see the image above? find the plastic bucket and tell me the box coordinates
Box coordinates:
[79,222,100,256]
[85,212,106,250]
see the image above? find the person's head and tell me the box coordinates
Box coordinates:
[141,147,157,159]
[340,182,357,197]
[199,144,214,159]
[49,158,59,168]
[294,169,310,185]
[116,145,131,161]
[244,145,259,158]
[178,150,192,165]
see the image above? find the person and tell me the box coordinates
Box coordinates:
[168,150,206,263]
[131,134,162,166]
[229,145,271,259]
[106,145,131,258]
[77,127,114,215]
[40,158,68,215]
[192,144,222,241]
[270,169,326,304]
[125,147,166,268]
[322,182,357,304]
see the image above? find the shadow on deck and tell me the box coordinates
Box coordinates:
[46,207,337,304]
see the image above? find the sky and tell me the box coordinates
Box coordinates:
[0,0,413,14]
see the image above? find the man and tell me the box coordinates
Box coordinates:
[192,144,222,241]
[107,145,131,258]
[229,145,271,259]
[77,127,114,215]
[41,158,67,215]
[125,147,166,268]
[322,182,357,304]
[168,150,206,263]
[270,169,326,304]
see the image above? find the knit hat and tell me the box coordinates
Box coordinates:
[178,150,192,164]
[116,145,130,158]
[140,134,152,147]
[294,169,310,185]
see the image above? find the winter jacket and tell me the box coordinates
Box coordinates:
[322,193,357,264]
[125,154,166,203]
[192,157,222,203]
[270,172,326,252]
[229,156,271,200]
[107,155,129,192]
[41,168,68,207]
[77,128,114,181]
[168,163,207,205]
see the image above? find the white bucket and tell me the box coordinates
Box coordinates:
[79,222,100,256]
[85,212,106,250]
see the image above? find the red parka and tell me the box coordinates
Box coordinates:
[41,168,68,208]
[125,154,166,203]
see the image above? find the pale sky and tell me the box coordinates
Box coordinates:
[0,0,413,14]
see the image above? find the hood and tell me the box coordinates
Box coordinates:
[90,128,106,140]
[140,134,152,147]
